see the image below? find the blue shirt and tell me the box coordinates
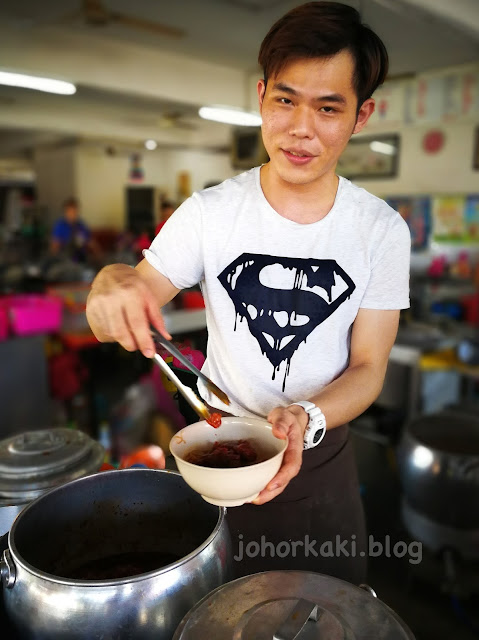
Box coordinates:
[52,219,91,261]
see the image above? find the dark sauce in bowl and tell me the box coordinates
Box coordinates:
[185,439,268,468]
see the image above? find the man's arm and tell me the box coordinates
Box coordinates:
[254,308,400,504]
[86,259,181,357]
[305,307,400,428]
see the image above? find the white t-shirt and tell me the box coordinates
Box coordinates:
[144,167,410,418]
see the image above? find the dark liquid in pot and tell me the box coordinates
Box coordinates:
[64,551,181,580]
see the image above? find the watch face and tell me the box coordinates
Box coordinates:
[312,429,323,444]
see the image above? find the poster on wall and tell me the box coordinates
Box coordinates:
[414,76,446,123]
[386,196,431,250]
[432,195,466,243]
[129,153,144,182]
[403,67,479,124]
[462,71,479,117]
[464,195,479,241]
[442,74,462,121]
[369,82,405,125]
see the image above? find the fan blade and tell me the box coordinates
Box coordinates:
[110,12,185,38]
[56,8,87,26]
[83,0,110,25]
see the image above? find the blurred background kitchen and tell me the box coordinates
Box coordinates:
[0,1,479,638]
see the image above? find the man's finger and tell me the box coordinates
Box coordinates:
[109,313,138,352]
[86,301,115,343]
[251,445,302,505]
[268,408,292,439]
[267,451,302,490]
[271,420,289,439]
[148,297,172,341]
[123,302,156,358]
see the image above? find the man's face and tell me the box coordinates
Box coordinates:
[257,50,374,188]
[65,205,79,223]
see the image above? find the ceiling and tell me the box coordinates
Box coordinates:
[0,0,478,160]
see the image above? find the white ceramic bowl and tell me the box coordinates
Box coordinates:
[169,416,287,507]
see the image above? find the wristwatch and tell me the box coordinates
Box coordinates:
[290,401,327,450]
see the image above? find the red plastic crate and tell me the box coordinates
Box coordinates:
[6,294,63,336]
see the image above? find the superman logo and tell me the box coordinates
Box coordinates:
[218,253,355,389]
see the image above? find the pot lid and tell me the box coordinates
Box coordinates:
[173,571,415,640]
[0,428,104,499]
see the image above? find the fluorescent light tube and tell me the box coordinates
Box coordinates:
[0,71,76,95]
[199,105,261,127]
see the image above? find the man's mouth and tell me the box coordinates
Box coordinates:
[282,149,316,164]
[284,149,314,157]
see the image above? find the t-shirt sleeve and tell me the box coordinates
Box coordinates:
[360,214,411,310]
[143,195,204,290]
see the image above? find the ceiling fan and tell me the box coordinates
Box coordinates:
[60,0,185,39]
[158,111,197,131]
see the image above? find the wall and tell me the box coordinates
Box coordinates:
[75,145,238,229]
[33,146,76,224]
[76,148,162,229]
[161,148,238,195]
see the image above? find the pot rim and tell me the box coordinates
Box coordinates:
[400,429,479,461]
[400,412,479,460]
[7,468,227,587]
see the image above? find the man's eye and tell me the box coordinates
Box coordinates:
[321,106,336,113]
[279,97,292,105]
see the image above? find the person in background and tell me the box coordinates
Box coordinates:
[134,228,154,262]
[50,197,93,263]
[86,2,410,584]
[155,200,176,236]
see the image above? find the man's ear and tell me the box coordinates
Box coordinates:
[257,79,266,111]
[353,98,375,134]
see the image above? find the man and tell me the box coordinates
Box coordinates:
[50,197,92,263]
[86,2,410,584]
[155,200,176,236]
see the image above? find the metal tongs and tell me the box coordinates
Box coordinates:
[150,326,230,421]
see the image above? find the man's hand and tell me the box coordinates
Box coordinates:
[86,262,178,358]
[251,405,308,505]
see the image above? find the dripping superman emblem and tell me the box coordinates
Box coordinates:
[218,253,355,390]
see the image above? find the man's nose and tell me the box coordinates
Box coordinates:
[288,105,315,138]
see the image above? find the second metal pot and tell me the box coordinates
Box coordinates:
[397,411,479,529]
[0,428,104,536]
[397,410,479,557]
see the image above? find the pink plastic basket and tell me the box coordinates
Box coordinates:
[0,304,8,341]
[6,294,63,336]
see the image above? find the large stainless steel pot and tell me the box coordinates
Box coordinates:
[173,571,415,639]
[1,468,231,639]
[397,410,479,557]
[0,428,104,536]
